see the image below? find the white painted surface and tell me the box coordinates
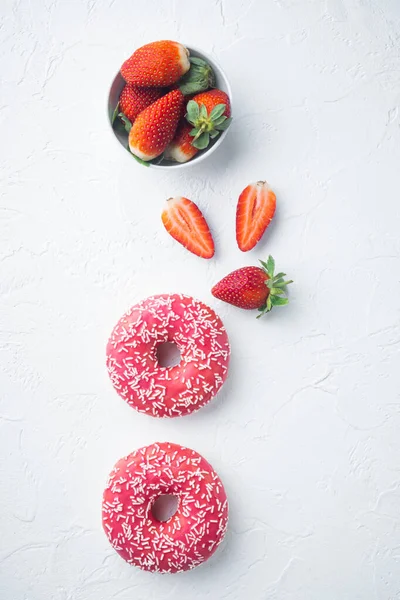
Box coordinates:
[1,0,400,598]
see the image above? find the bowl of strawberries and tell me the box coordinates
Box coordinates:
[108,40,232,169]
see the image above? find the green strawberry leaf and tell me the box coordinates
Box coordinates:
[209,130,220,139]
[209,103,226,120]
[274,279,293,288]
[269,278,283,287]
[215,117,232,131]
[257,258,293,317]
[119,112,132,132]
[111,102,119,125]
[190,127,200,137]
[266,255,275,277]
[186,100,200,124]
[270,296,289,306]
[133,155,150,167]
[192,132,210,150]
[199,103,208,119]
[179,57,216,95]
[128,150,150,167]
[213,115,227,126]
[188,56,205,66]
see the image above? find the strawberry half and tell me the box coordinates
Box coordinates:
[128,89,185,161]
[186,89,232,150]
[164,120,198,163]
[121,41,190,87]
[161,197,215,259]
[236,181,276,252]
[119,84,164,124]
[212,256,292,317]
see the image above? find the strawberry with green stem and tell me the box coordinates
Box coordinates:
[121,42,215,94]
[186,89,232,150]
[212,256,293,318]
[121,41,190,87]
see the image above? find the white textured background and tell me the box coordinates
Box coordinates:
[1,0,400,598]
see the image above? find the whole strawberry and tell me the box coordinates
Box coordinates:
[128,89,185,161]
[186,89,232,150]
[164,120,198,163]
[119,84,164,123]
[121,41,190,87]
[212,256,293,317]
[192,89,231,117]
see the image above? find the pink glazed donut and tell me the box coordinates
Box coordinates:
[102,442,229,573]
[106,294,230,417]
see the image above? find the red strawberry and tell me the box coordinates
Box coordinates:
[164,120,198,163]
[212,256,292,317]
[161,197,215,259]
[119,84,164,123]
[121,41,190,87]
[236,181,276,252]
[192,89,231,118]
[186,89,232,150]
[128,89,185,161]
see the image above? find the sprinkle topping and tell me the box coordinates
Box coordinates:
[106,294,230,417]
[102,442,228,573]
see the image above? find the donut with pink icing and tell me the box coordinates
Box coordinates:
[106,294,230,417]
[102,442,229,573]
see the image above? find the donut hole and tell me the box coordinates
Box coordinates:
[156,341,181,368]
[152,494,179,522]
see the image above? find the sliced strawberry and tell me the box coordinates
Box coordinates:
[236,181,276,252]
[161,197,215,259]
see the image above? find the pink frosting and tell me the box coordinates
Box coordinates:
[106,294,230,417]
[102,442,229,573]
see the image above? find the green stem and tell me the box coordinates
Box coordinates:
[193,123,207,142]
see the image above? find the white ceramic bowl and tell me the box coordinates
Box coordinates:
[107,46,232,169]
